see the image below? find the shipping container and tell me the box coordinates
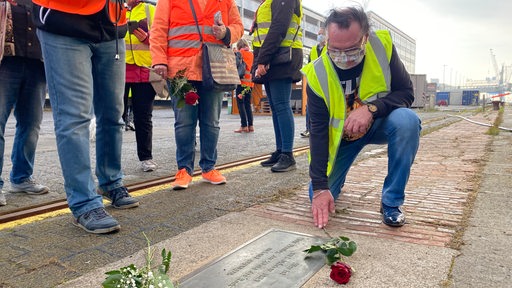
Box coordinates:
[450,91,462,105]
[462,90,479,105]
[410,74,427,108]
[436,92,450,106]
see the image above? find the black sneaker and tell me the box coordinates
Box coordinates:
[261,151,281,167]
[380,204,406,227]
[73,207,120,234]
[271,154,296,172]
[99,186,139,209]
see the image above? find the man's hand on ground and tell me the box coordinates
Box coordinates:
[312,190,335,228]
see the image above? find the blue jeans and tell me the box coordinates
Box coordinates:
[37,29,126,218]
[264,79,295,152]
[309,108,421,207]
[0,57,46,189]
[170,82,223,174]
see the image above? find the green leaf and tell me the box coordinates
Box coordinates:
[325,248,339,265]
[160,249,172,274]
[349,241,357,253]
[102,274,124,288]
[104,270,121,276]
[303,245,323,254]
[338,241,357,257]
[339,236,350,242]
[176,99,185,109]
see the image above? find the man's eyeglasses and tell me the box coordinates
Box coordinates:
[327,36,367,61]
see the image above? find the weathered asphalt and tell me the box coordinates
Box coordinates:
[1,105,510,288]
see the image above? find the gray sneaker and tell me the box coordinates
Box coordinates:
[10,179,49,195]
[141,159,157,172]
[99,186,139,209]
[0,191,6,206]
[73,207,120,234]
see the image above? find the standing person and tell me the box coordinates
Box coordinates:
[0,0,49,206]
[124,0,157,172]
[150,0,243,190]
[252,0,303,173]
[233,38,254,133]
[33,0,139,234]
[301,27,326,138]
[302,6,421,229]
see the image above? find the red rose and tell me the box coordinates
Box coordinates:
[184,91,199,105]
[330,262,352,284]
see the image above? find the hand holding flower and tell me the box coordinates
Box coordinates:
[169,69,198,108]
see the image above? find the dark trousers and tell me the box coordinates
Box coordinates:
[123,82,156,161]
[235,85,253,127]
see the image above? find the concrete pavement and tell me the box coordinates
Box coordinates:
[63,107,511,287]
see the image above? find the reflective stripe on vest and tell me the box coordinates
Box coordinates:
[252,0,303,49]
[167,25,214,49]
[301,30,393,175]
[166,0,227,58]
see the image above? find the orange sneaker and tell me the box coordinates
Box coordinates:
[171,168,192,190]
[202,169,226,185]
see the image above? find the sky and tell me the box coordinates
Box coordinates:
[301,0,512,85]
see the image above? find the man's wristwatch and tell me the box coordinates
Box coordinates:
[367,103,378,118]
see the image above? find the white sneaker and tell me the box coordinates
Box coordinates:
[10,179,49,195]
[141,160,158,172]
[0,191,6,206]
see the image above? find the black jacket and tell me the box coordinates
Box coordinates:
[251,0,303,83]
[308,45,414,191]
[10,4,42,60]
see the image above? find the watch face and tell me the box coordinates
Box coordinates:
[368,104,377,113]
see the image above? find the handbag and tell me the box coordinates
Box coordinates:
[272,46,292,65]
[188,0,240,92]
[201,42,240,92]
[255,23,299,65]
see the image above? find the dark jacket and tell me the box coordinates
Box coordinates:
[251,0,303,83]
[32,4,127,42]
[10,4,42,60]
[308,45,414,191]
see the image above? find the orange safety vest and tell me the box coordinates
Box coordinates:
[240,49,254,87]
[166,0,230,57]
[32,0,127,24]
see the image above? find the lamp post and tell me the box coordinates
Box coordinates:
[443,64,447,91]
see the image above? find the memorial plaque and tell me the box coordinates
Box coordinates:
[179,229,325,288]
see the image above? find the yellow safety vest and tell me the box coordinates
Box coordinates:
[301,30,393,176]
[252,0,302,49]
[125,3,155,67]
[309,44,326,62]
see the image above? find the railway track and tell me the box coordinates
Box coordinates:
[0,146,311,224]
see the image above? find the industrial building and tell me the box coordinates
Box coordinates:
[235,0,417,72]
